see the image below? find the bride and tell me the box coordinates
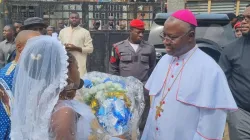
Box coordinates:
[10,36,121,140]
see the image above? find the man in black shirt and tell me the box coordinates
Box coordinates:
[226,13,238,28]
[13,21,23,36]
[0,25,16,68]
[219,4,250,140]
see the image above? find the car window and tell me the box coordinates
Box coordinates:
[196,23,236,48]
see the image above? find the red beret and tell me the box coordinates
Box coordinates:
[130,19,145,30]
[234,22,241,29]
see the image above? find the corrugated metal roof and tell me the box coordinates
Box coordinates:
[186,1,208,13]
[239,1,249,14]
[186,0,242,15]
[210,1,235,14]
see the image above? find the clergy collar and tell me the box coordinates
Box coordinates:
[174,45,198,60]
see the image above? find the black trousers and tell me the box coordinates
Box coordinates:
[228,108,250,140]
[139,88,150,135]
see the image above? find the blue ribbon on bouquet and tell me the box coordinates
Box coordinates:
[96,97,132,132]
[113,104,131,131]
[83,79,93,88]
[103,78,126,89]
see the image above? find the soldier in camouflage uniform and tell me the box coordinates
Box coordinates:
[109,19,156,135]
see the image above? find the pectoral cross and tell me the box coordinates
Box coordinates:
[155,101,164,120]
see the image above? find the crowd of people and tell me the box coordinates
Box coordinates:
[0,4,249,140]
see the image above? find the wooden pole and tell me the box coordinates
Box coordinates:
[236,0,240,16]
[208,0,212,13]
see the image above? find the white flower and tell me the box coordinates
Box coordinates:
[113,83,122,89]
[105,81,113,87]
[99,84,105,90]
[117,87,124,91]
[109,88,115,92]
[88,87,97,95]
[95,91,105,102]
[96,83,105,91]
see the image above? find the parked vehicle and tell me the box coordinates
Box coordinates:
[148,13,236,63]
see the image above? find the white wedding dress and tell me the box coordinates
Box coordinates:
[10,36,122,140]
[50,100,122,140]
[50,100,95,140]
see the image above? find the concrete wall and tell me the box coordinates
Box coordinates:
[167,0,185,12]
[0,1,4,41]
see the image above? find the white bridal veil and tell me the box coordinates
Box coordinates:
[10,36,69,140]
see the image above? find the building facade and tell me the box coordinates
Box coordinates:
[186,0,249,15]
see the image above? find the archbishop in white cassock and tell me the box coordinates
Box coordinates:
[141,9,237,140]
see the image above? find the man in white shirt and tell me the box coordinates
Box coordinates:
[59,12,93,77]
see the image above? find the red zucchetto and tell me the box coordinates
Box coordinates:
[171,9,198,26]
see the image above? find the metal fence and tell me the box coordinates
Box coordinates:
[5,1,156,72]
[88,31,149,72]
[6,1,162,30]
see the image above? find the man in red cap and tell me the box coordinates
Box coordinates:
[141,9,237,140]
[234,22,242,38]
[109,19,156,134]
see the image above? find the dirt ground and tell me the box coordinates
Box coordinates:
[223,123,230,140]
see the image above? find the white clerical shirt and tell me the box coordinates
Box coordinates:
[141,46,237,140]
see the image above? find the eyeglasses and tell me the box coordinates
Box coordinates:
[239,14,250,22]
[159,30,191,43]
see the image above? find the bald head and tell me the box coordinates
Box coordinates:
[16,30,40,45]
[16,30,40,54]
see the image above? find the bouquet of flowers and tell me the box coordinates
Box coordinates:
[79,71,145,139]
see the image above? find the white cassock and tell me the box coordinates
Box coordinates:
[141,46,237,140]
